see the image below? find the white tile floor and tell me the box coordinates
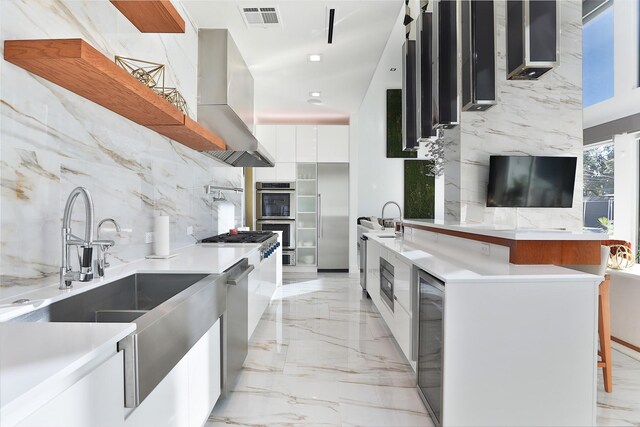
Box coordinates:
[597,342,640,426]
[206,273,640,426]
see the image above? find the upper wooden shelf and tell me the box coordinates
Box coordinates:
[4,39,225,152]
[110,1,185,33]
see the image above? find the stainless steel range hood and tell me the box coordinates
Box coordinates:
[197,29,274,167]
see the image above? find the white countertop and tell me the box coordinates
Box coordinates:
[366,233,603,284]
[0,322,135,422]
[403,219,609,241]
[0,242,260,421]
[0,243,260,320]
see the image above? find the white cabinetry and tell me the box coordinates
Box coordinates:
[255,125,277,159]
[124,319,221,427]
[393,256,411,313]
[18,352,125,427]
[274,162,296,182]
[187,324,222,425]
[366,239,381,306]
[255,125,349,183]
[275,126,296,162]
[248,250,278,339]
[254,164,276,182]
[365,240,414,369]
[393,303,412,364]
[317,125,349,163]
[296,125,318,162]
[256,163,296,182]
[255,125,298,181]
[392,256,413,366]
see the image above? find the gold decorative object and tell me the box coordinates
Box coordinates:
[607,244,635,270]
[155,87,188,114]
[115,56,165,89]
[114,56,189,116]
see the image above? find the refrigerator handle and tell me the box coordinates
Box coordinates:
[411,266,419,361]
[318,194,322,238]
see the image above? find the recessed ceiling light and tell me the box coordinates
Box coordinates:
[308,54,322,62]
[309,91,321,97]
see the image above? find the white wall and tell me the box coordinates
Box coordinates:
[354,8,406,219]
[583,0,640,129]
[613,133,640,251]
[0,1,244,299]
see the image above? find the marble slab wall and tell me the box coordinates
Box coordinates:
[446,0,584,228]
[0,1,245,299]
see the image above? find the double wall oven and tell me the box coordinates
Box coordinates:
[256,182,296,265]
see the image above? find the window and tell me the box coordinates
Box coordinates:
[583,142,615,229]
[583,5,614,107]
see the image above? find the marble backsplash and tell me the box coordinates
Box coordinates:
[446,0,584,229]
[0,1,245,299]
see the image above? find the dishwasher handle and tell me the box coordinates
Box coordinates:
[227,264,255,286]
[224,258,255,286]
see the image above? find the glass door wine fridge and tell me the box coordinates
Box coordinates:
[417,268,445,426]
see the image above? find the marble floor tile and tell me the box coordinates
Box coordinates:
[208,273,433,426]
[207,273,640,426]
[596,346,640,426]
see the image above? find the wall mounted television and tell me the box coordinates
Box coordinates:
[487,156,577,208]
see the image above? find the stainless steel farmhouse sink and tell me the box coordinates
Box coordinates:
[10,273,209,323]
[9,273,229,408]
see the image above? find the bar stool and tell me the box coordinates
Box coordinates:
[568,245,612,393]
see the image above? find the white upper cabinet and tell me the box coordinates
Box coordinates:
[255,125,349,179]
[255,125,277,160]
[275,163,296,182]
[317,125,349,163]
[275,125,296,162]
[254,165,276,182]
[296,125,318,162]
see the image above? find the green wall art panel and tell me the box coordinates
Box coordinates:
[404,160,435,219]
[387,89,417,159]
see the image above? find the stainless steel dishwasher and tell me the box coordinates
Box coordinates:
[221,258,254,396]
[359,235,368,294]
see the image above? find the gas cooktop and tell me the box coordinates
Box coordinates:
[199,231,274,244]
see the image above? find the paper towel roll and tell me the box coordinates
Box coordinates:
[216,202,235,234]
[154,215,170,256]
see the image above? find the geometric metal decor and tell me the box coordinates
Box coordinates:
[115,56,189,115]
[115,56,165,88]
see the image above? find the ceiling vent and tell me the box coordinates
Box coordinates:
[240,7,281,28]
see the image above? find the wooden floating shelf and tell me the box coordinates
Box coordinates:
[404,222,602,265]
[110,0,185,33]
[4,39,225,152]
[149,116,225,151]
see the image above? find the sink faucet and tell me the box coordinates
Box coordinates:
[381,201,402,231]
[60,187,95,289]
[96,218,121,277]
[59,188,114,290]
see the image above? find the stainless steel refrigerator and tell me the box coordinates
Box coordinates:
[317,163,349,271]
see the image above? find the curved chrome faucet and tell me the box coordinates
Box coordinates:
[96,218,122,276]
[60,187,95,289]
[381,201,402,230]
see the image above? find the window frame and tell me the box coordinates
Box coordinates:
[582,1,616,108]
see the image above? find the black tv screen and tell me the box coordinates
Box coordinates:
[487,156,577,207]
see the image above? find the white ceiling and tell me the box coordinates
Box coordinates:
[182,0,403,124]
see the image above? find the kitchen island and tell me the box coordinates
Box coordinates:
[0,241,280,427]
[364,221,606,426]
